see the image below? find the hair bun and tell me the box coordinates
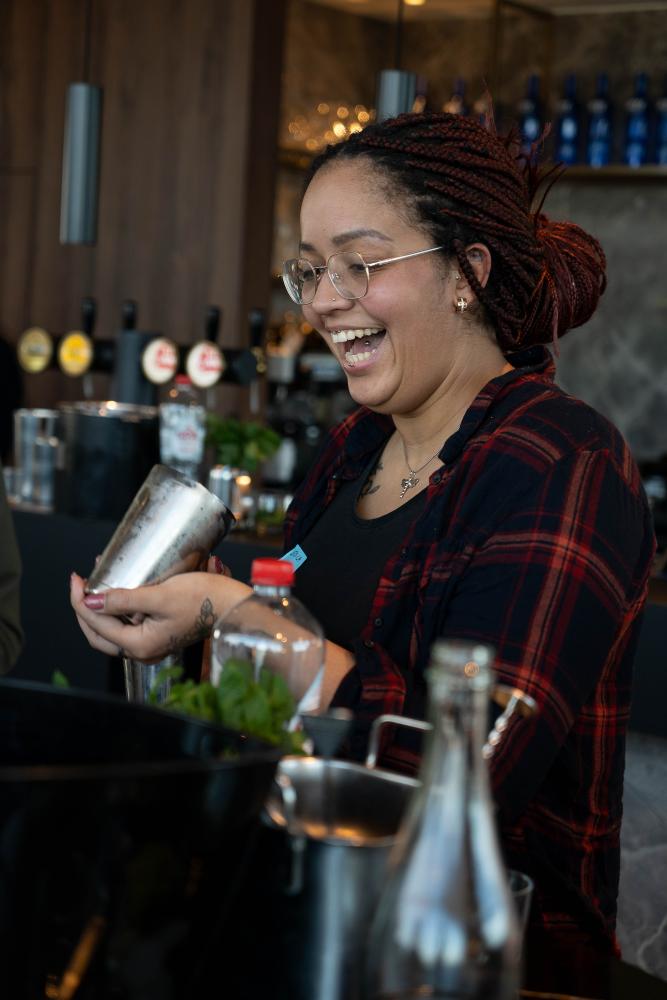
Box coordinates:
[521,214,607,349]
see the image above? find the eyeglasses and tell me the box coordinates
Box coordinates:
[281,245,445,305]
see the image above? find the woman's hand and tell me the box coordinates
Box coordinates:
[70,568,250,662]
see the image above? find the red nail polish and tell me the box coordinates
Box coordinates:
[83,593,105,610]
[214,556,224,574]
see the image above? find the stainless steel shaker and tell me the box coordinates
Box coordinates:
[86,464,234,594]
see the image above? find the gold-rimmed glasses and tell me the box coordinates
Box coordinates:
[282,245,445,305]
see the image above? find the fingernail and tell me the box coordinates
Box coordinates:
[83,594,105,610]
[214,556,224,574]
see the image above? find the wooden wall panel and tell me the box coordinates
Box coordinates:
[0,0,286,409]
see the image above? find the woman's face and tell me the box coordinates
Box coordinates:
[299,158,462,416]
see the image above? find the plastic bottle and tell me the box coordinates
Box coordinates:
[366,639,521,1000]
[554,73,581,165]
[624,72,651,167]
[211,558,324,722]
[159,374,206,481]
[586,73,613,167]
[518,74,542,157]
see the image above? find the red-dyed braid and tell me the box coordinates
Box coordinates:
[309,112,606,351]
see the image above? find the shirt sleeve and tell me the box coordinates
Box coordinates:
[0,469,23,673]
[435,448,655,824]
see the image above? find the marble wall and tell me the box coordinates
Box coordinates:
[545,179,667,462]
[618,732,667,980]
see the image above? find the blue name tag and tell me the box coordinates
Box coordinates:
[281,544,307,570]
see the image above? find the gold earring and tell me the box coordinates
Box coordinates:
[455,296,468,314]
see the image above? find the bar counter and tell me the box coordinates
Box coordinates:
[10,507,667,740]
[10,507,278,691]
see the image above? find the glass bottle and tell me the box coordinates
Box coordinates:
[366,640,521,1000]
[518,74,542,158]
[159,374,206,481]
[586,73,613,167]
[554,73,581,165]
[211,557,324,722]
[623,72,650,167]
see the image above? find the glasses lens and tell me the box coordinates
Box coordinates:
[329,251,369,300]
[282,258,317,305]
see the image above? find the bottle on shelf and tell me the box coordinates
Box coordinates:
[159,374,206,481]
[517,74,542,157]
[623,72,651,167]
[366,639,522,1000]
[211,557,324,722]
[586,73,613,167]
[443,77,468,116]
[656,75,667,165]
[554,73,581,165]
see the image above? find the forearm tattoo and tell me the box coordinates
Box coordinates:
[169,597,216,653]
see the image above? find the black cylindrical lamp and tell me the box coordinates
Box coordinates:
[59,82,102,245]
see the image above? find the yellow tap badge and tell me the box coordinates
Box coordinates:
[58,331,93,376]
[17,327,53,373]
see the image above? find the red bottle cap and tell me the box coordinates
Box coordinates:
[251,558,294,587]
[175,374,191,385]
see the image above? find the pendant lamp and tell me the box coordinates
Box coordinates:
[375,0,418,123]
[59,0,102,245]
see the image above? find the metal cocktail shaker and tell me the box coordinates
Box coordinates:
[85,464,235,702]
[86,464,234,593]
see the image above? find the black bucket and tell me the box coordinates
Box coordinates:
[56,401,159,520]
[0,679,281,1000]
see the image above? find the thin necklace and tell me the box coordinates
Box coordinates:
[399,440,440,498]
[398,399,470,499]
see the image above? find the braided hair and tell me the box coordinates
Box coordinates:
[307,112,606,352]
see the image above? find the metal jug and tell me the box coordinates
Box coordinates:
[234,755,418,1000]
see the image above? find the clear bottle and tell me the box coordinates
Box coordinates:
[366,640,521,1000]
[554,73,581,165]
[211,558,324,721]
[623,72,651,167]
[159,374,206,481]
[586,73,613,167]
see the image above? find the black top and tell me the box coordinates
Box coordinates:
[293,450,427,650]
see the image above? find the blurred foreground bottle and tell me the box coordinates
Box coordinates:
[159,374,206,481]
[366,639,521,1000]
[211,558,324,722]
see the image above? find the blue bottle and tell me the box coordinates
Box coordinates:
[518,74,542,156]
[624,72,651,167]
[555,74,581,164]
[656,76,667,165]
[444,77,468,116]
[586,73,613,167]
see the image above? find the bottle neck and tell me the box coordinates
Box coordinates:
[421,669,490,796]
[252,582,291,599]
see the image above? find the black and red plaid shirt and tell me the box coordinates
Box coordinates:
[284,345,655,948]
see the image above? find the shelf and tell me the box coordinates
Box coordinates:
[555,165,667,181]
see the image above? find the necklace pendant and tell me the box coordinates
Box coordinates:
[400,473,419,498]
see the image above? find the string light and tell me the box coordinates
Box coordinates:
[284,102,375,154]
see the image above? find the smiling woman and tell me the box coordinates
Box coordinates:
[71,110,656,965]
